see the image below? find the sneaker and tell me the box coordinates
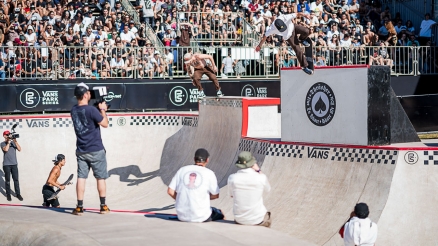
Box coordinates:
[7,194,11,201]
[302,67,314,75]
[72,206,84,216]
[216,90,224,97]
[198,90,206,99]
[16,194,23,201]
[301,40,310,47]
[100,205,110,214]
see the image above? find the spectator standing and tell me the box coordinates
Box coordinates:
[70,82,110,216]
[228,151,271,227]
[340,203,378,246]
[0,58,5,80]
[221,51,235,78]
[167,148,225,222]
[1,130,23,201]
[164,48,174,77]
[419,13,436,45]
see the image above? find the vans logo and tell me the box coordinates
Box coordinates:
[308,147,330,159]
[26,119,49,127]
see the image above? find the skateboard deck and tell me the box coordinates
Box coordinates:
[47,174,74,200]
[304,37,314,72]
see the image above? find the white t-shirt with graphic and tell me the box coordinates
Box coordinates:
[169,165,220,222]
[265,14,297,40]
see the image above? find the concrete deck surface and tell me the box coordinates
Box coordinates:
[0,206,315,246]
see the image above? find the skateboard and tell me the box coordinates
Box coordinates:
[47,174,74,200]
[304,37,314,72]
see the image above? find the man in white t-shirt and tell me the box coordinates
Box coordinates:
[256,13,313,75]
[340,203,378,246]
[120,25,136,44]
[419,13,436,44]
[228,151,271,227]
[221,52,234,78]
[168,149,225,222]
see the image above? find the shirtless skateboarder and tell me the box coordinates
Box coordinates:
[184,53,224,98]
[42,154,66,207]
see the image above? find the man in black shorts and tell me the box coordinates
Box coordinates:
[42,154,67,207]
[71,82,110,215]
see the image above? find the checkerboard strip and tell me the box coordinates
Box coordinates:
[53,118,73,127]
[0,119,23,129]
[267,144,304,158]
[182,116,198,127]
[237,139,270,156]
[130,116,180,126]
[331,148,398,164]
[423,151,438,165]
[202,99,242,108]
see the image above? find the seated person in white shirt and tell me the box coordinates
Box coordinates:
[168,148,225,222]
[228,151,271,227]
[110,53,125,76]
[340,203,378,246]
[120,25,136,45]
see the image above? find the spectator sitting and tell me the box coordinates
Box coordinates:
[53,19,66,35]
[407,35,420,46]
[128,20,138,34]
[163,26,176,46]
[110,53,125,77]
[394,20,406,34]
[24,26,37,45]
[36,55,54,79]
[340,203,378,246]
[120,25,135,45]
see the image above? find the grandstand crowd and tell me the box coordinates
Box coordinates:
[0,0,435,80]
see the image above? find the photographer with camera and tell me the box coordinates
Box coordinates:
[71,82,110,216]
[1,129,22,202]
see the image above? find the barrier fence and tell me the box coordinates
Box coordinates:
[0,45,434,81]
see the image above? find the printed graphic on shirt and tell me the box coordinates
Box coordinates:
[71,108,89,135]
[184,171,203,189]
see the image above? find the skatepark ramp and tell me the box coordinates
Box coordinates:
[0,67,437,245]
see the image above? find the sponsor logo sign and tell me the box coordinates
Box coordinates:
[308,147,330,159]
[104,91,122,102]
[241,84,268,97]
[117,117,126,126]
[305,82,336,126]
[26,119,49,127]
[404,151,418,165]
[42,91,59,105]
[20,88,40,108]
[169,86,188,106]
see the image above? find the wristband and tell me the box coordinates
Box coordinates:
[256,169,261,173]
[99,108,106,112]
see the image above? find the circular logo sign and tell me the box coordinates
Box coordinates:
[241,84,256,97]
[169,86,188,106]
[117,117,126,126]
[20,88,40,108]
[404,151,419,165]
[305,82,336,126]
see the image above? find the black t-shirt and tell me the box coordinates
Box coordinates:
[23,60,37,72]
[9,13,26,24]
[231,4,239,12]
[37,59,53,70]
[70,105,104,153]
[54,23,66,33]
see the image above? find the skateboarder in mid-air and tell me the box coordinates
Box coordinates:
[42,154,67,207]
[184,53,224,99]
[255,12,313,75]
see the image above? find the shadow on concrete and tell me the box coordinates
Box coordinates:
[139,204,175,213]
[0,169,16,197]
[144,212,236,224]
[108,165,159,186]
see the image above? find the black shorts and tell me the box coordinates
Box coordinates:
[204,207,224,222]
[42,184,60,207]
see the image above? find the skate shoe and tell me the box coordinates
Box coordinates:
[72,206,84,216]
[301,40,311,47]
[216,90,224,97]
[17,194,23,201]
[100,205,111,214]
[198,90,206,99]
[302,67,314,75]
[7,194,11,201]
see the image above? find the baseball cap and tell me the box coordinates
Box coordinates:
[274,19,287,32]
[3,130,10,136]
[235,151,256,169]
[194,148,209,162]
[129,20,135,24]
[74,82,90,97]
[354,203,370,219]
[53,154,65,163]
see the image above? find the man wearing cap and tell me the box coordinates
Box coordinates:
[228,151,271,227]
[42,154,67,208]
[255,12,314,75]
[71,82,110,215]
[1,130,23,201]
[340,203,378,246]
[184,52,223,98]
[168,148,225,222]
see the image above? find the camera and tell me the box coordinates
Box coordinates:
[90,86,111,110]
[8,124,20,139]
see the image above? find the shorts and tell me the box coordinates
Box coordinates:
[76,149,108,179]
[42,185,60,207]
[204,207,225,222]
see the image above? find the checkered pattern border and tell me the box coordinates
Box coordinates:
[53,118,73,127]
[130,116,180,126]
[238,139,270,155]
[182,116,198,127]
[0,119,23,129]
[238,139,253,152]
[423,151,438,165]
[267,144,305,158]
[202,98,242,108]
[331,148,398,164]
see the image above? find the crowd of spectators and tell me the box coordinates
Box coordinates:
[0,0,434,80]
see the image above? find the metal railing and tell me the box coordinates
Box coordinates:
[0,45,433,81]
